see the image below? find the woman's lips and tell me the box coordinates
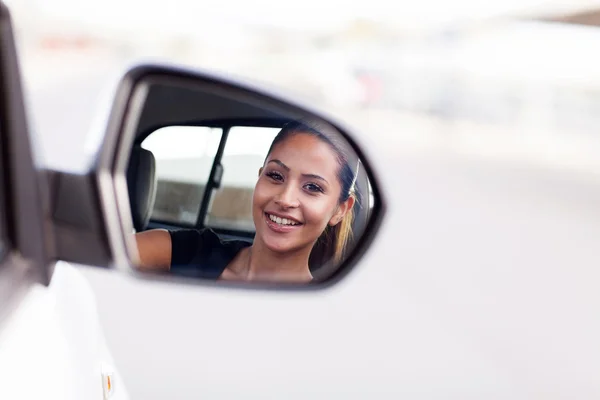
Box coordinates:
[264,212,302,233]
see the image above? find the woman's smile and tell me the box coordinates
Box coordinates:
[264,212,303,233]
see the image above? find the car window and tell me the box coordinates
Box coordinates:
[204,126,280,232]
[141,126,223,225]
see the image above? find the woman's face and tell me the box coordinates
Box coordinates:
[252,133,347,254]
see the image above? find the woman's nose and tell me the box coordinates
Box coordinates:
[274,184,300,208]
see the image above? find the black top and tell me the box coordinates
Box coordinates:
[169,228,251,279]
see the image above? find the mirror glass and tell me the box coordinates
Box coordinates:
[125,75,376,285]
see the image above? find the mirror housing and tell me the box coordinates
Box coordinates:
[50,63,386,287]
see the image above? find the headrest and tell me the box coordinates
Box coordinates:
[126,146,157,232]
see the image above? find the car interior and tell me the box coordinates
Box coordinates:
[124,82,372,275]
[126,117,372,276]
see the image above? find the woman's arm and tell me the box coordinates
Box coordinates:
[134,229,172,271]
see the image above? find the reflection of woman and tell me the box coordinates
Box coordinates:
[135,120,357,283]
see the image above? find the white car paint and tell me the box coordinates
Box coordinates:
[9,60,600,400]
[11,63,600,400]
[0,262,130,400]
[82,147,600,400]
[4,11,600,400]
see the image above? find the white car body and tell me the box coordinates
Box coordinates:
[4,54,600,400]
[1,5,599,400]
[0,262,129,400]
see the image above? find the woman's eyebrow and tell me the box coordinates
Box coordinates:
[302,173,328,184]
[268,159,289,171]
[268,159,328,184]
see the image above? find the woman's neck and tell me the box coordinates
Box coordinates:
[244,240,313,283]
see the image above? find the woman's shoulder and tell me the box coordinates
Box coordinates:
[168,228,251,279]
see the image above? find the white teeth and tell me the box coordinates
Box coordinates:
[268,214,298,226]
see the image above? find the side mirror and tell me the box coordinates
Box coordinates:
[50,64,385,288]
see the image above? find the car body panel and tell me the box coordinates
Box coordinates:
[1,2,600,399]
[83,151,600,399]
[0,262,130,400]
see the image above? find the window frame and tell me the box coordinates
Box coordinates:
[141,124,225,226]
[134,117,292,238]
[201,124,281,233]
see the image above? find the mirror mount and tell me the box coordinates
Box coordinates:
[49,170,113,266]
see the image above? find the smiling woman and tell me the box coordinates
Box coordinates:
[135,119,360,283]
[257,120,358,266]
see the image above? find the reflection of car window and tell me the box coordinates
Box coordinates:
[205,126,279,231]
[141,126,223,225]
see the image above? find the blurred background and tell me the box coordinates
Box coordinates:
[6,2,600,399]
[7,0,600,177]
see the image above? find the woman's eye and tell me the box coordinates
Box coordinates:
[266,171,284,182]
[304,183,324,193]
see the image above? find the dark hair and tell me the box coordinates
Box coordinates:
[264,119,358,268]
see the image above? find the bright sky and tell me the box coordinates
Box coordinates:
[10,0,600,33]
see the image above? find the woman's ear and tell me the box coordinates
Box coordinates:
[328,195,355,226]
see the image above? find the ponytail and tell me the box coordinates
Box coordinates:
[309,191,358,270]
[333,192,356,264]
